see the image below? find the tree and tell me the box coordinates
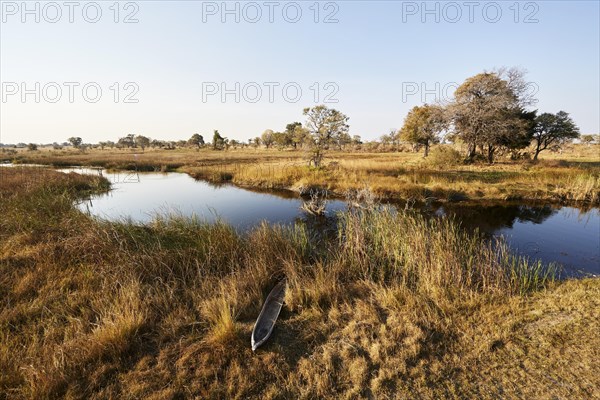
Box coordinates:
[188,133,205,149]
[532,111,580,160]
[351,135,362,146]
[68,137,83,148]
[581,135,596,146]
[118,134,135,148]
[390,129,402,150]
[335,132,352,150]
[212,130,227,150]
[303,105,350,167]
[27,143,38,151]
[150,139,164,149]
[400,104,446,157]
[495,108,537,158]
[380,133,393,149]
[291,125,310,149]
[449,70,534,163]
[135,135,151,151]
[248,138,260,148]
[261,129,275,148]
[303,105,349,147]
[273,131,291,149]
[285,122,302,148]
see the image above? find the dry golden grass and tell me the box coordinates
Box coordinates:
[0,167,598,399]
[8,143,600,205]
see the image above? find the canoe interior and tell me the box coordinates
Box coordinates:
[251,279,286,350]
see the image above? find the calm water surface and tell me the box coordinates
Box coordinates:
[61,168,600,276]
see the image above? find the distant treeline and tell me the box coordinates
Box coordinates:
[5,68,600,163]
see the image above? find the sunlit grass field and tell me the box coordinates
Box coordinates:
[0,167,598,398]
[6,143,599,205]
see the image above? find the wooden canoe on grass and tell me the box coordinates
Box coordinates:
[251,279,286,351]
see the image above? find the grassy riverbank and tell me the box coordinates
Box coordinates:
[5,144,600,205]
[1,167,598,399]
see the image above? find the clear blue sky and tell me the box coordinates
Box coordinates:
[1,0,598,144]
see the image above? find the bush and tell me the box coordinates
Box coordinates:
[425,146,463,167]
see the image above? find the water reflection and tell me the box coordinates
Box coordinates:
[438,203,599,276]
[437,204,558,231]
[60,168,599,276]
[70,168,347,229]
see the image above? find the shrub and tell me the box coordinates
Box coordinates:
[425,146,463,167]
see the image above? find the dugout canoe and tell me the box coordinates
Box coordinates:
[251,279,286,351]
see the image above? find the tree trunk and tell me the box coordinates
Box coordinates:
[467,143,477,162]
[487,145,494,164]
[533,139,543,161]
[424,142,430,157]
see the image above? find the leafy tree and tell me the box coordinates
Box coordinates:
[532,111,580,160]
[68,137,83,148]
[118,134,135,148]
[261,129,275,148]
[581,135,596,145]
[380,129,399,150]
[495,108,537,158]
[150,139,164,149]
[285,122,302,148]
[212,130,227,150]
[188,133,205,149]
[27,143,38,151]
[449,70,534,163]
[335,132,352,149]
[273,131,292,149]
[400,104,447,157]
[291,125,310,149]
[135,135,151,151]
[303,105,350,167]
[303,105,349,147]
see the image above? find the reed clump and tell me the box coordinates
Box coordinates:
[334,207,557,296]
[0,167,598,399]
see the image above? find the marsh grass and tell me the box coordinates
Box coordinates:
[11,144,600,205]
[335,207,556,296]
[0,167,598,399]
